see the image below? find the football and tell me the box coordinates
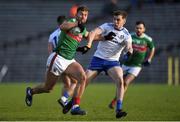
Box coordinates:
[69,26,81,35]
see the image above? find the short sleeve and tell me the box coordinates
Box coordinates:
[98,23,110,36]
[147,38,155,50]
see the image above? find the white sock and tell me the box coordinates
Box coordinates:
[72,104,79,109]
[61,96,68,103]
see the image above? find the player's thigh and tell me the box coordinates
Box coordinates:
[64,62,86,82]
[122,64,141,77]
[86,69,98,85]
[44,71,59,90]
[107,66,123,83]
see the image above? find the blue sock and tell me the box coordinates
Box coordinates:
[63,91,69,98]
[116,100,122,111]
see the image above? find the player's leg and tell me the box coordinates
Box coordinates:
[85,69,99,87]
[124,65,141,92]
[124,73,135,93]
[25,70,59,106]
[69,77,78,96]
[61,73,71,96]
[58,74,77,111]
[62,57,99,114]
[108,65,141,109]
[107,66,127,118]
[25,52,61,107]
[63,62,87,115]
[58,73,71,107]
[32,71,59,94]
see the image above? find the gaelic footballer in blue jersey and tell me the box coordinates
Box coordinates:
[73,10,133,119]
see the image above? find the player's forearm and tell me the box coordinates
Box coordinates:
[87,31,96,48]
[60,21,78,31]
[147,48,155,61]
[127,41,133,54]
[93,34,104,41]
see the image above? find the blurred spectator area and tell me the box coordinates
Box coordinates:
[0,0,179,83]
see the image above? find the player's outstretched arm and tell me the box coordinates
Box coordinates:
[60,21,78,31]
[87,27,103,48]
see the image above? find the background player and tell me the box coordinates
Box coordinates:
[48,15,66,54]
[109,21,155,109]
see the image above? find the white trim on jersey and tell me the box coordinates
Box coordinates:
[48,28,61,49]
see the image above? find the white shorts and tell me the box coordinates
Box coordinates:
[122,64,142,77]
[46,52,76,76]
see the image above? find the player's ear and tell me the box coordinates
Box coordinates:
[144,27,146,32]
[123,19,126,25]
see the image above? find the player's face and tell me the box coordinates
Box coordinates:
[113,15,126,29]
[135,24,145,36]
[76,10,88,24]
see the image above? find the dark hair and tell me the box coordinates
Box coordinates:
[136,21,146,27]
[57,15,66,25]
[77,5,89,13]
[113,10,127,19]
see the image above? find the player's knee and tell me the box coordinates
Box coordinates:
[124,81,128,87]
[117,77,124,86]
[78,72,86,83]
[64,82,71,88]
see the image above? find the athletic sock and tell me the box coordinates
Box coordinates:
[72,97,80,109]
[116,100,122,111]
[111,98,117,106]
[61,91,69,103]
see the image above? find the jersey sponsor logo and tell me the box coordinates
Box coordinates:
[132,44,147,52]
[67,32,83,42]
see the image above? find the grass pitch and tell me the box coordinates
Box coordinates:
[0,83,180,121]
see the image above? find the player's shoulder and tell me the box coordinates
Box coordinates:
[144,33,153,42]
[100,22,113,28]
[121,27,130,36]
[49,28,61,38]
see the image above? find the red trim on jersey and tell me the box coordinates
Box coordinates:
[67,32,83,42]
[48,53,58,72]
[132,44,147,52]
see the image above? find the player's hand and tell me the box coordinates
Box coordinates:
[104,32,116,40]
[76,46,90,54]
[142,60,151,67]
[78,22,85,33]
[122,51,132,62]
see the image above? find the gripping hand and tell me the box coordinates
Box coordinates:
[76,46,90,54]
[104,32,116,40]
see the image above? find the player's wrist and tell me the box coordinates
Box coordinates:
[86,43,91,49]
